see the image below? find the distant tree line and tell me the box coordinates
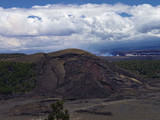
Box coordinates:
[0,53,25,60]
[113,60,160,79]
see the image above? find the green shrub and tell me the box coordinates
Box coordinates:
[46,100,70,120]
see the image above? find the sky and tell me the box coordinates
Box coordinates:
[0,0,160,54]
[0,0,160,8]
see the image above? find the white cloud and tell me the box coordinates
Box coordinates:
[0,3,160,53]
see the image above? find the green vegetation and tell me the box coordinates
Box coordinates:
[0,61,36,94]
[113,60,160,79]
[45,100,70,120]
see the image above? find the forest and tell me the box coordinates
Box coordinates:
[113,60,160,79]
[0,61,36,94]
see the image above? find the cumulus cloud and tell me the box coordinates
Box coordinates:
[0,3,160,53]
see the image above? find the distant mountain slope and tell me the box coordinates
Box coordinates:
[3,49,144,99]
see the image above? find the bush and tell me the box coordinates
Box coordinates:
[45,100,70,120]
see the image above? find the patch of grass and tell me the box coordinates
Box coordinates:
[0,61,37,94]
[120,74,142,84]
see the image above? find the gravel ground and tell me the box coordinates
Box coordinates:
[0,92,160,120]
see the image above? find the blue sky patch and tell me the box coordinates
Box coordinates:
[0,0,160,8]
[118,12,132,17]
[28,15,42,20]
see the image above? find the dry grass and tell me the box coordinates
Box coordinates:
[120,74,142,84]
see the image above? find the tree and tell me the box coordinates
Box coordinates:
[45,100,70,120]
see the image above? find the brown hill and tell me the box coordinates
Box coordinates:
[13,49,143,99]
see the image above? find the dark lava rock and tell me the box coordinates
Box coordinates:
[10,49,144,99]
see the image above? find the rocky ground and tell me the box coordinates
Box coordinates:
[0,91,160,120]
